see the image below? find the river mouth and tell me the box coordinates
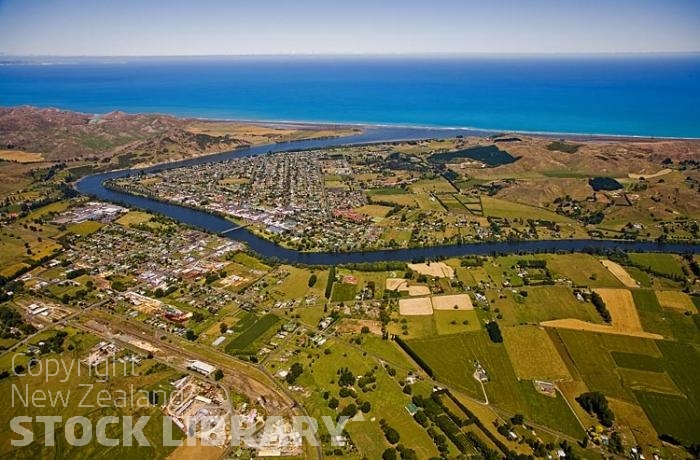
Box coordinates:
[75,126,699,264]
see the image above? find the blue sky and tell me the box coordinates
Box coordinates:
[0,0,698,56]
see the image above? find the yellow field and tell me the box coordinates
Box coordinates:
[0,149,44,163]
[167,442,224,460]
[408,285,431,296]
[431,293,474,310]
[601,259,638,287]
[398,297,433,315]
[502,326,572,381]
[0,262,29,277]
[628,168,671,179]
[407,262,455,278]
[385,278,409,291]
[594,288,644,333]
[655,290,697,313]
[540,319,663,340]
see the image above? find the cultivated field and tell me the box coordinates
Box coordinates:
[655,290,697,313]
[408,285,431,296]
[544,254,623,287]
[408,332,585,438]
[385,278,409,291]
[628,253,685,278]
[541,318,663,340]
[601,260,639,287]
[431,293,474,310]
[502,326,572,381]
[398,297,434,315]
[594,288,644,333]
[480,196,572,222]
[407,262,454,278]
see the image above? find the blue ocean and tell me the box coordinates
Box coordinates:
[1,55,699,138]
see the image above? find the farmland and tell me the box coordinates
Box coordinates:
[502,326,572,381]
[628,253,685,279]
[225,313,280,354]
[407,331,585,438]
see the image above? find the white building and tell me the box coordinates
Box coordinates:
[187,360,216,377]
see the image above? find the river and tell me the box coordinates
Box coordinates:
[75,126,699,264]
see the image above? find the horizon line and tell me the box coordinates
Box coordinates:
[2,51,700,59]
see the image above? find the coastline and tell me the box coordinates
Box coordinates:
[208,116,700,141]
[7,104,698,141]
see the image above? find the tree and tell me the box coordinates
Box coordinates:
[485,321,503,343]
[219,323,228,334]
[382,448,397,460]
[591,292,612,322]
[576,391,615,427]
[384,426,400,444]
[510,414,524,425]
[308,274,317,287]
[286,362,304,385]
[190,311,205,323]
[184,329,197,341]
[213,369,224,381]
[360,401,371,413]
[328,397,339,410]
[340,403,358,419]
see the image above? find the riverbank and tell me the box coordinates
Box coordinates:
[75,126,700,265]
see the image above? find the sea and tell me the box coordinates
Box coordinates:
[1,54,699,138]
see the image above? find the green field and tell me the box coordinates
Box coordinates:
[544,254,623,287]
[635,391,700,443]
[0,335,182,460]
[513,285,599,324]
[408,331,584,438]
[554,329,633,401]
[331,282,357,302]
[611,351,664,372]
[631,288,672,338]
[225,313,280,353]
[480,196,572,222]
[67,220,104,236]
[295,339,440,459]
[434,310,481,335]
[628,253,685,278]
